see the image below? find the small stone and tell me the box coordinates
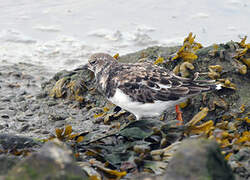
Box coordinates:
[19,124,30,132]
[0,124,5,130]
[47,100,58,106]
[164,138,235,180]
[24,110,34,116]
[41,130,50,134]
[6,140,88,179]
[1,114,9,119]
[54,121,65,128]
[35,92,48,99]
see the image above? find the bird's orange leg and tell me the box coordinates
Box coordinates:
[175,105,183,125]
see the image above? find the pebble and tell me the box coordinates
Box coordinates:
[1,114,9,119]
[0,124,5,130]
[47,100,58,106]
[54,121,65,127]
[15,115,30,122]
[19,124,29,132]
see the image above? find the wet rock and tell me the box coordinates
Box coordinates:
[0,134,42,150]
[1,114,9,119]
[15,114,30,122]
[0,155,21,175]
[164,138,235,180]
[229,148,250,179]
[35,92,48,99]
[0,110,17,117]
[5,139,88,180]
[18,124,30,132]
[0,124,5,130]
[48,110,68,121]
[47,100,58,106]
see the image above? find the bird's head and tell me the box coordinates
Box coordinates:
[88,53,116,75]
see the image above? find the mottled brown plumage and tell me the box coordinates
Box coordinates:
[87,53,221,119]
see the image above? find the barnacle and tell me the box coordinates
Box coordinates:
[154,57,164,65]
[171,32,202,63]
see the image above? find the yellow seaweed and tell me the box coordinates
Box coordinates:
[103,107,110,112]
[225,153,233,161]
[76,136,84,143]
[240,104,245,113]
[64,125,73,136]
[239,36,247,47]
[154,57,164,65]
[187,107,209,127]
[94,112,104,119]
[113,53,119,60]
[218,79,237,90]
[179,99,189,108]
[209,65,223,73]
[50,78,67,98]
[92,160,127,179]
[173,64,181,75]
[242,58,250,67]
[189,120,214,134]
[180,62,194,77]
[55,128,63,138]
[171,32,202,62]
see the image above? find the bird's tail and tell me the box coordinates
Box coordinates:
[173,73,222,94]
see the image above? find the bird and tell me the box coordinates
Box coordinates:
[87,53,221,123]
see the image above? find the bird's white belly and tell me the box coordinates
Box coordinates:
[108,88,185,120]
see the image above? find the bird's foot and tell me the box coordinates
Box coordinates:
[175,105,183,125]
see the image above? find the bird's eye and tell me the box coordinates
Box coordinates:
[90,60,96,65]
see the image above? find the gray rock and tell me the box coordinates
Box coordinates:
[229,148,250,179]
[0,134,42,150]
[5,139,88,180]
[0,155,20,175]
[164,138,235,180]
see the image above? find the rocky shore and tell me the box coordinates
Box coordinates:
[0,36,249,179]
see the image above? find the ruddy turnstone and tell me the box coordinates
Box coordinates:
[87,53,221,121]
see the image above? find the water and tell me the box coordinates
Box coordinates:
[0,0,249,71]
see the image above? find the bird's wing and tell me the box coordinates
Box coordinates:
[112,62,215,103]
